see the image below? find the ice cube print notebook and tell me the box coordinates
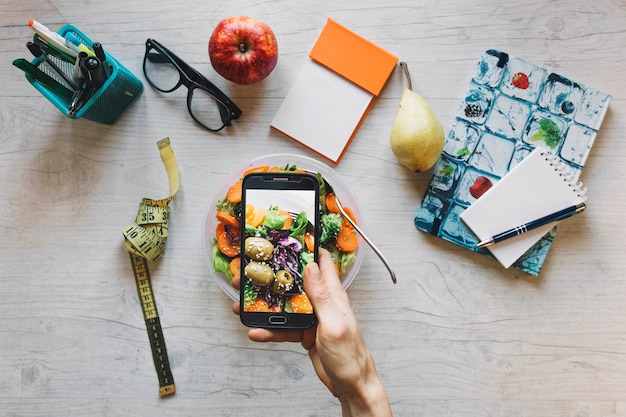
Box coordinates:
[459,147,587,268]
[415,49,610,276]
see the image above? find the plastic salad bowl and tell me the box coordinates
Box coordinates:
[203,153,365,301]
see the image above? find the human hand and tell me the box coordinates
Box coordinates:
[232,248,392,416]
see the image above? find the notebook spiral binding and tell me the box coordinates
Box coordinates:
[539,147,588,200]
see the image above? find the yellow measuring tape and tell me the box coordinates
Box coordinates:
[122,137,179,397]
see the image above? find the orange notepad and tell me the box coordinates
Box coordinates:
[271,18,398,164]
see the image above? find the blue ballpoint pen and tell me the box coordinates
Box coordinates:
[477,202,586,248]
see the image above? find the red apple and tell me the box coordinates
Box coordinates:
[469,176,493,199]
[208,16,278,85]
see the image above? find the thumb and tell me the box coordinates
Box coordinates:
[303,260,338,319]
[303,249,348,318]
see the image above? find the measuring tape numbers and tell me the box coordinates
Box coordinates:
[122,137,179,397]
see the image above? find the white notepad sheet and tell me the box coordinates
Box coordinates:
[270,60,373,163]
[460,147,586,268]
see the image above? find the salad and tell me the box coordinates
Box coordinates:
[211,163,359,311]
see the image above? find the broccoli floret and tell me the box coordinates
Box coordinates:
[531,118,561,149]
[300,251,315,267]
[323,244,355,274]
[243,283,257,309]
[320,213,343,244]
[233,202,242,220]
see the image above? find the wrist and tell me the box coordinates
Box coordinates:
[338,376,392,417]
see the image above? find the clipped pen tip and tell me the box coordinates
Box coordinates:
[476,239,494,248]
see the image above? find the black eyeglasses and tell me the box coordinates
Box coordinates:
[143,38,242,132]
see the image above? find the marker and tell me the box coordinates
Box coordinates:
[28,20,77,58]
[476,202,586,248]
[82,56,106,89]
[32,35,75,63]
[26,41,78,89]
[73,51,88,84]
[92,42,112,77]
[65,32,95,56]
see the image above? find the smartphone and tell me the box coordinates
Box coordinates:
[239,172,320,329]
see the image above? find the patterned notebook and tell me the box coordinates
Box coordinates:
[415,49,610,276]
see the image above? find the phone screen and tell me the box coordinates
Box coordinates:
[239,172,319,329]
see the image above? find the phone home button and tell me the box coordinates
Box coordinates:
[268,315,287,325]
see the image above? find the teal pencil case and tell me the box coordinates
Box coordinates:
[25,24,143,125]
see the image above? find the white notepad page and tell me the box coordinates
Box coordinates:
[460,147,587,268]
[270,60,374,164]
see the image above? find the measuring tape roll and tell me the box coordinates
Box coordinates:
[122,137,179,397]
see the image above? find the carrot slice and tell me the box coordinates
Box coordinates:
[243,165,270,177]
[325,193,341,214]
[268,166,283,172]
[341,206,358,225]
[229,256,241,277]
[215,211,240,228]
[217,230,240,257]
[336,224,358,252]
[290,293,313,314]
[246,298,281,312]
[279,210,293,230]
[304,232,315,253]
[248,207,266,228]
[226,180,242,203]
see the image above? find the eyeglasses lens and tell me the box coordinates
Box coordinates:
[188,88,229,131]
[144,48,180,92]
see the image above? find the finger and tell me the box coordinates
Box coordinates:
[304,256,341,320]
[317,248,345,294]
[231,275,241,315]
[248,328,305,343]
[231,275,240,290]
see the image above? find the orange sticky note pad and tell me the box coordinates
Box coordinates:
[270,19,398,164]
[309,18,398,96]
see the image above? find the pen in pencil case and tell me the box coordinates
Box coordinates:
[92,42,113,77]
[65,32,96,56]
[81,55,107,90]
[28,20,78,58]
[32,35,75,63]
[476,202,586,248]
[26,41,78,89]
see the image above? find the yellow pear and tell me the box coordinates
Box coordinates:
[390,62,445,172]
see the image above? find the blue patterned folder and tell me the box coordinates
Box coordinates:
[415,49,610,276]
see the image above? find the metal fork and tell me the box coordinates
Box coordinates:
[306,170,397,284]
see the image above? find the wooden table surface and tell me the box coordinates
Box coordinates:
[2,1,625,415]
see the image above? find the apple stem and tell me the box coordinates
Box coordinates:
[399,62,413,91]
[238,43,247,53]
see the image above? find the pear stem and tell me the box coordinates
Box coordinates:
[399,61,413,91]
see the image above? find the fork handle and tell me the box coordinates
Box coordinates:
[334,195,397,284]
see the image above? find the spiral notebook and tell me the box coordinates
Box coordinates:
[459,147,587,268]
